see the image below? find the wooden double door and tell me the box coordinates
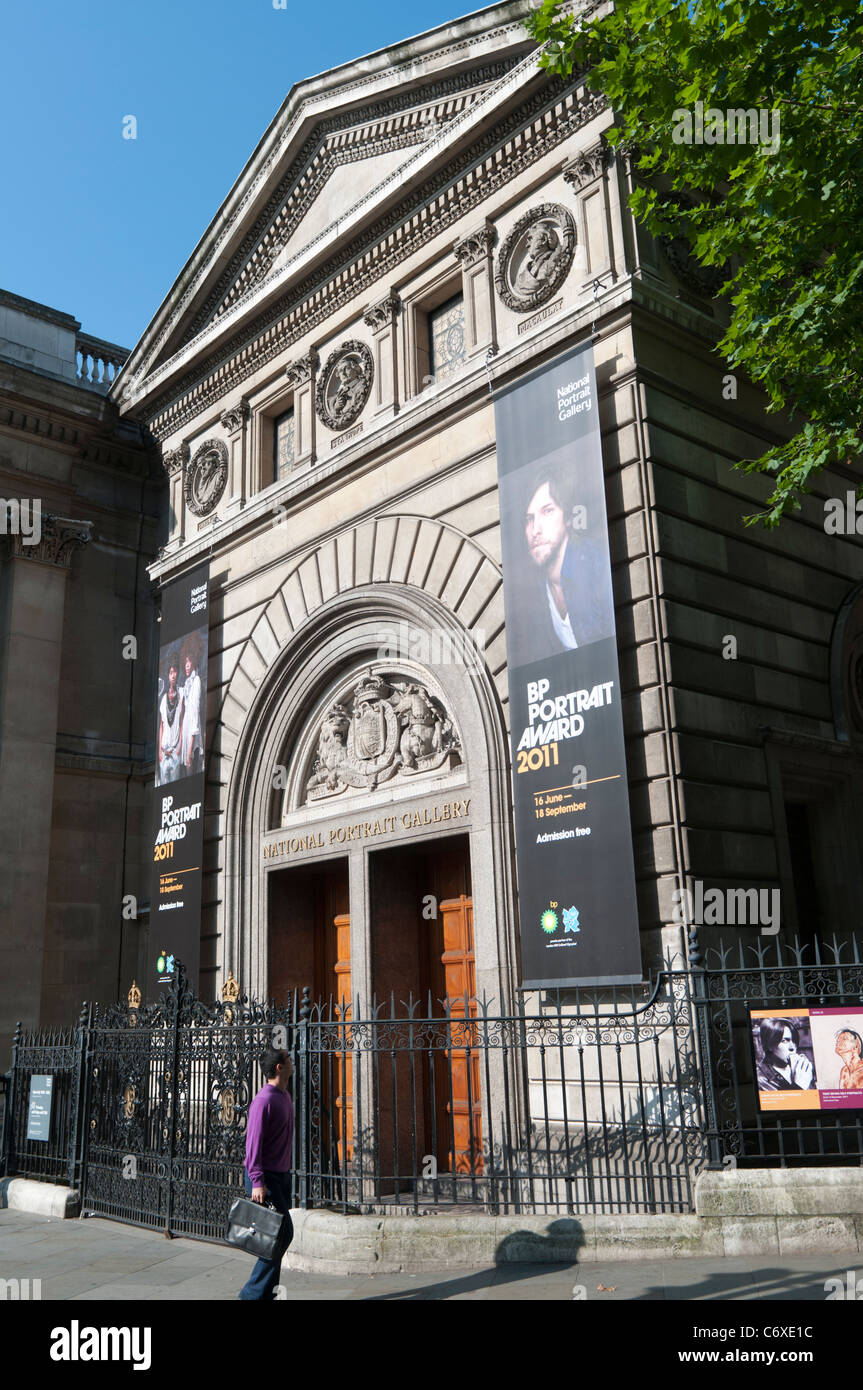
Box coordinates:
[369,836,481,1175]
[329,891,480,1175]
[267,835,481,1176]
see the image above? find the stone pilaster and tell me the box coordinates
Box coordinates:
[0,518,92,1051]
[162,443,189,544]
[285,350,318,466]
[453,221,497,356]
[362,293,401,417]
[219,398,250,511]
[563,141,617,286]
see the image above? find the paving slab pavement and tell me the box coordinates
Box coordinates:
[0,1209,858,1301]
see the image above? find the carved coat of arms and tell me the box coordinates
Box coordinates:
[306,671,460,801]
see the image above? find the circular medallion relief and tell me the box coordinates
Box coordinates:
[495,203,577,313]
[315,340,374,433]
[184,439,229,517]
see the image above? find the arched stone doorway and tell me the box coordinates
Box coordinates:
[220,582,517,1014]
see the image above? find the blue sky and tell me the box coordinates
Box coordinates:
[1,0,477,352]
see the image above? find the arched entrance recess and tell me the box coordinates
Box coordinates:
[217,516,517,1011]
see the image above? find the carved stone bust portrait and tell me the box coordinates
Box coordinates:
[184,439,229,517]
[315,340,374,432]
[495,203,577,313]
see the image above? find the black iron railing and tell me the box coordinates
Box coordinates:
[0,1072,8,1174]
[700,933,863,1167]
[2,1007,89,1186]
[2,935,860,1242]
[293,975,704,1215]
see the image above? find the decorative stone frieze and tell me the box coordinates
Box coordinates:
[494,203,577,314]
[305,670,461,801]
[315,341,374,432]
[184,438,229,517]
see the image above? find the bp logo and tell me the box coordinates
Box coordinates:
[156,950,175,978]
[541,906,559,934]
[541,904,581,937]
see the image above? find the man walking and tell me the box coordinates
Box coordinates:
[239,1046,295,1301]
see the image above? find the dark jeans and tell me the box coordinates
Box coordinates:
[238,1167,294,1301]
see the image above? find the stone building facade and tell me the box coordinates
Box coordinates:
[0,290,160,1065]
[114,1,863,1028]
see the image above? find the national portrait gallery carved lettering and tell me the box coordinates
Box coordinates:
[263,796,473,861]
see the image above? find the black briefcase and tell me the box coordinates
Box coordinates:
[226,1196,287,1261]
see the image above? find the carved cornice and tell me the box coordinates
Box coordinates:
[162,443,189,476]
[453,221,495,267]
[11,513,93,567]
[145,84,607,441]
[219,398,250,435]
[362,292,401,333]
[285,349,319,389]
[562,140,612,190]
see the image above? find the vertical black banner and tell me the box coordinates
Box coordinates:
[494,343,641,987]
[149,563,208,994]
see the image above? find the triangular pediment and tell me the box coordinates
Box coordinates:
[182,104,464,349]
[115,5,543,408]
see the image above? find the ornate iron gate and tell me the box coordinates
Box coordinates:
[6,935,859,1240]
[81,964,296,1240]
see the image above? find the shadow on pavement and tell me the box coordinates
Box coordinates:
[365,1218,584,1300]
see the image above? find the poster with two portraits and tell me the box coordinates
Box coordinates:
[149,562,209,995]
[493,343,641,988]
[750,1008,863,1111]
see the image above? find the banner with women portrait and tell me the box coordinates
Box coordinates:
[149,562,209,993]
[749,1007,863,1110]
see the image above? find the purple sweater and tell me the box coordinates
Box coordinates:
[245,1084,294,1185]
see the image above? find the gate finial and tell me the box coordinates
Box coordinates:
[222,970,240,1003]
[128,980,142,1010]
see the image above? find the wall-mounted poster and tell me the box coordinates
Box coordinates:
[492,342,641,987]
[749,1007,863,1111]
[149,563,209,995]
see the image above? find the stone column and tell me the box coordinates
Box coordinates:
[219,398,250,512]
[0,516,92,1062]
[362,292,401,418]
[563,141,617,287]
[285,350,318,467]
[162,444,188,545]
[348,845,372,1014]
[454,221,497,357]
